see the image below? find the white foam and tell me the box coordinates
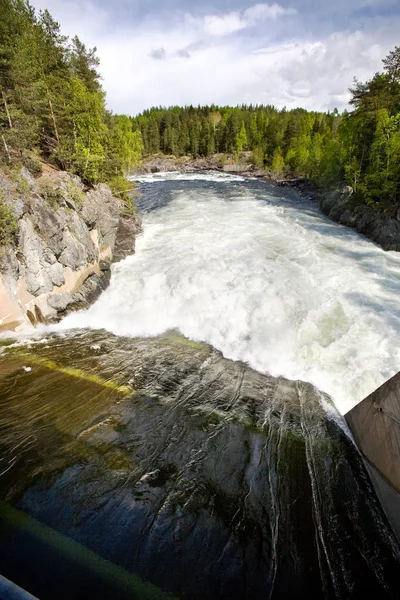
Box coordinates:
[131,170,246,183]
[55,179,400,414]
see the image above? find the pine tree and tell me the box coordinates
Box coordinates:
[235,121,247,153]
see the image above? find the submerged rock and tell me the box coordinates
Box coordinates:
[0,331,399,599]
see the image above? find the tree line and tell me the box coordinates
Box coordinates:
[0,0,143,192]
[1,1,399,213]
[134,46,400,211]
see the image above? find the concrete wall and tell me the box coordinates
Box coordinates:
[346,371,400,539]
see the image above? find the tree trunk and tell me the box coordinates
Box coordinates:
[2,135,11,162]
[48,95,59,141]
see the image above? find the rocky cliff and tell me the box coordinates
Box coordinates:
[0,166,141,332]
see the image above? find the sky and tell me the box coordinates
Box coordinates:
[29,0,400,115]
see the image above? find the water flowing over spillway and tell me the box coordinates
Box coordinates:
[59,172,400,414]
[1,172,400,599]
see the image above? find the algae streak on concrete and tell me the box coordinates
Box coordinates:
[345,372,400,540]
[0,167,141,331]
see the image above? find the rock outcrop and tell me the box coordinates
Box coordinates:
[281,179,400,251]
[134,153,265,177]
[319,187,400,250]
[0,167,141,331]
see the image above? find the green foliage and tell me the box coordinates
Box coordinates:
[0,0,142,186]
[10,169,30,195]
[36,176,64,208]
[0,193,17,245]
[64,178,84,208]
[251,146,265,169]
[107,175,136,214]
[1,0,399,215]
[21,154,42,177]
[132,49,400,212]
[235,122,247,153]
[271,147,285,177]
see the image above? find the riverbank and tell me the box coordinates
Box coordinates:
[275,178,400,252]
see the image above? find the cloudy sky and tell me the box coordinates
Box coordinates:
[30,0,400,115]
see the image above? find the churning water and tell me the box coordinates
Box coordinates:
[57,172,400,413]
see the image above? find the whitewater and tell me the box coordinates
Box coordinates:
[56,172,400,414]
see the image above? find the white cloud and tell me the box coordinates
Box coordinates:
[190,3,296,38]
[202,12,245,36]
[28,0,399,115]
[244,3,297,22]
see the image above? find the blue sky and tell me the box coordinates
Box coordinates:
[30,0,400,114]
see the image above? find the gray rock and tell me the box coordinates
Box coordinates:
[68,211,97,262]
[318,188,400,251]
[339,210,358,227]
[29,195,66,257]
[84,184,120,249]
[113,213,142,263]
[10,197,26,220]
[81,193,98,227]
[0,244,19,281]
[48,261,65,287]
[20,166,35,190]
[0,168,142,328]
[47,293,74,312]
[99,259,111,272]
[58,230,88,269]
[70,272,111,310]
[19,219,56,295]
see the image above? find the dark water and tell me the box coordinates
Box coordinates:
[0,330,400,599]
[1,173,400,598]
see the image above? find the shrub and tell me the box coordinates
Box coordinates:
[107,176,137,214]
[0,194,18,246]
[10,170,30,196]
[36,176,65,209]
[64,179,84,209]
[21,155,42,177]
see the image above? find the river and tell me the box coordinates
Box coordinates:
[1,172,400,599]
[59,171,400,414]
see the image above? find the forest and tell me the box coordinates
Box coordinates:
[1,0,400,212]
[0,0,143,196]
[134,50,400,211]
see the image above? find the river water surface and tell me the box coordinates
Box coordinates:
[1,172,400,599]
[59,171,400,414]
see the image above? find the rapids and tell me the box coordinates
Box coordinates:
[56,172,400,414]
[2,172,400,598]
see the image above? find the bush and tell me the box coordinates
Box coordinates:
[36,176,65,209]
[0,194,18,246]
[21,155,42,177]
[64,179,84,209]
[107,176,137,214]
[10,170,30,196]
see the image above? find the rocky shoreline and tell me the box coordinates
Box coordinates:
[277,179,400,252]
[0,166,141,332]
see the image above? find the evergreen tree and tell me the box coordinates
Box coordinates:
[235,121,247,152]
